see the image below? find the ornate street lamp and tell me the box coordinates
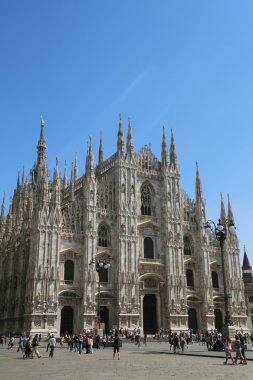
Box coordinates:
[204,218,236,330]
[90,258,110,329]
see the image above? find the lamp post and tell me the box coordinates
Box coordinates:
[90,258,110,329]
[204,219,236,333]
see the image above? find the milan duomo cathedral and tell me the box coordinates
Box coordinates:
[0,116,248,336]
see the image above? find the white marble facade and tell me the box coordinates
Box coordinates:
[0,117,248,336]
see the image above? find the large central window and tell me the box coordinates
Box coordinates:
[141,185,152,215]
[186,269,194,287]
[64,260,74,281]
[98,224,110,247]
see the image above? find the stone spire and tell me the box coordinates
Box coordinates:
[0,192,5,238]
[40,172,49,206]
[161,126,168,167]
[17,171,20,190]
[70,162,75,202]
[63,160,68,190]
[169,128,177,167]
[98,131,103,166]
[54,157,60,183]
[195,161,202,199]
[227,194,235,226]
[195,162,206,225]
[22,166,25,187]
[126,116,134,160]
[117,113,124,158]
[53,157,61,206]
[74,153,78,182]
[85,136,95,178]
[37,117,47,166]
[5,198,13,236]
[0,192,5,223]
[220,192,226,225]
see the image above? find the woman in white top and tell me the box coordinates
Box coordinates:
[224,337,235,365]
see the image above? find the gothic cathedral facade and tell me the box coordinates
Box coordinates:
[0,116,248,335]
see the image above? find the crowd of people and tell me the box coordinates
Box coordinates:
[0,328,253,364]
[0,329,121,360]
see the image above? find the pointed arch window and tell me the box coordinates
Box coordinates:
[98,224,110,247]
[184,236,193,256]
[141,185,152,215]
[211,271,219,289]
[144,237,154,259]
[186,269,194,287]
[64,260,74,282]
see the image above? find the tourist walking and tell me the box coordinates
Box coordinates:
[24,337,32,358]
[32,334,41,358]
[49,334,56,358]
[223,337,235,365]
[17,334,25,353]
[113,332,120,360]
[234,335,244,365]
[239,334,247,364]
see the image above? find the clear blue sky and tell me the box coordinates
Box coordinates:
[0,0,253,264]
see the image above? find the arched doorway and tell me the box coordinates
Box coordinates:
[188,308,198,333]
[143,294,157,334]
[214,308,223,333]
[100,306,109,332]
[60,306,73,336]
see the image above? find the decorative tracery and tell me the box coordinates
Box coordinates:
[184,235,193,255]
[98,224,110,247]
[141,185,152,215]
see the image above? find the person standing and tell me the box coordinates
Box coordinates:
[49,334,56,358]
[113,332,120,360]
[78,334,83,354]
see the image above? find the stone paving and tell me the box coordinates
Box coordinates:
[0,340,252,380]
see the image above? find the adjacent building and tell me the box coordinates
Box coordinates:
[242,248,253,332]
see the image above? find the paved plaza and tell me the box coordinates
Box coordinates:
[0,340,252,380]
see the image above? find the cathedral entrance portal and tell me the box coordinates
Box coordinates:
[188,308,198,333]
[214,308,223,333]
[99,307,109,332]
[143,294,157,334]
[60,306,74,336]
